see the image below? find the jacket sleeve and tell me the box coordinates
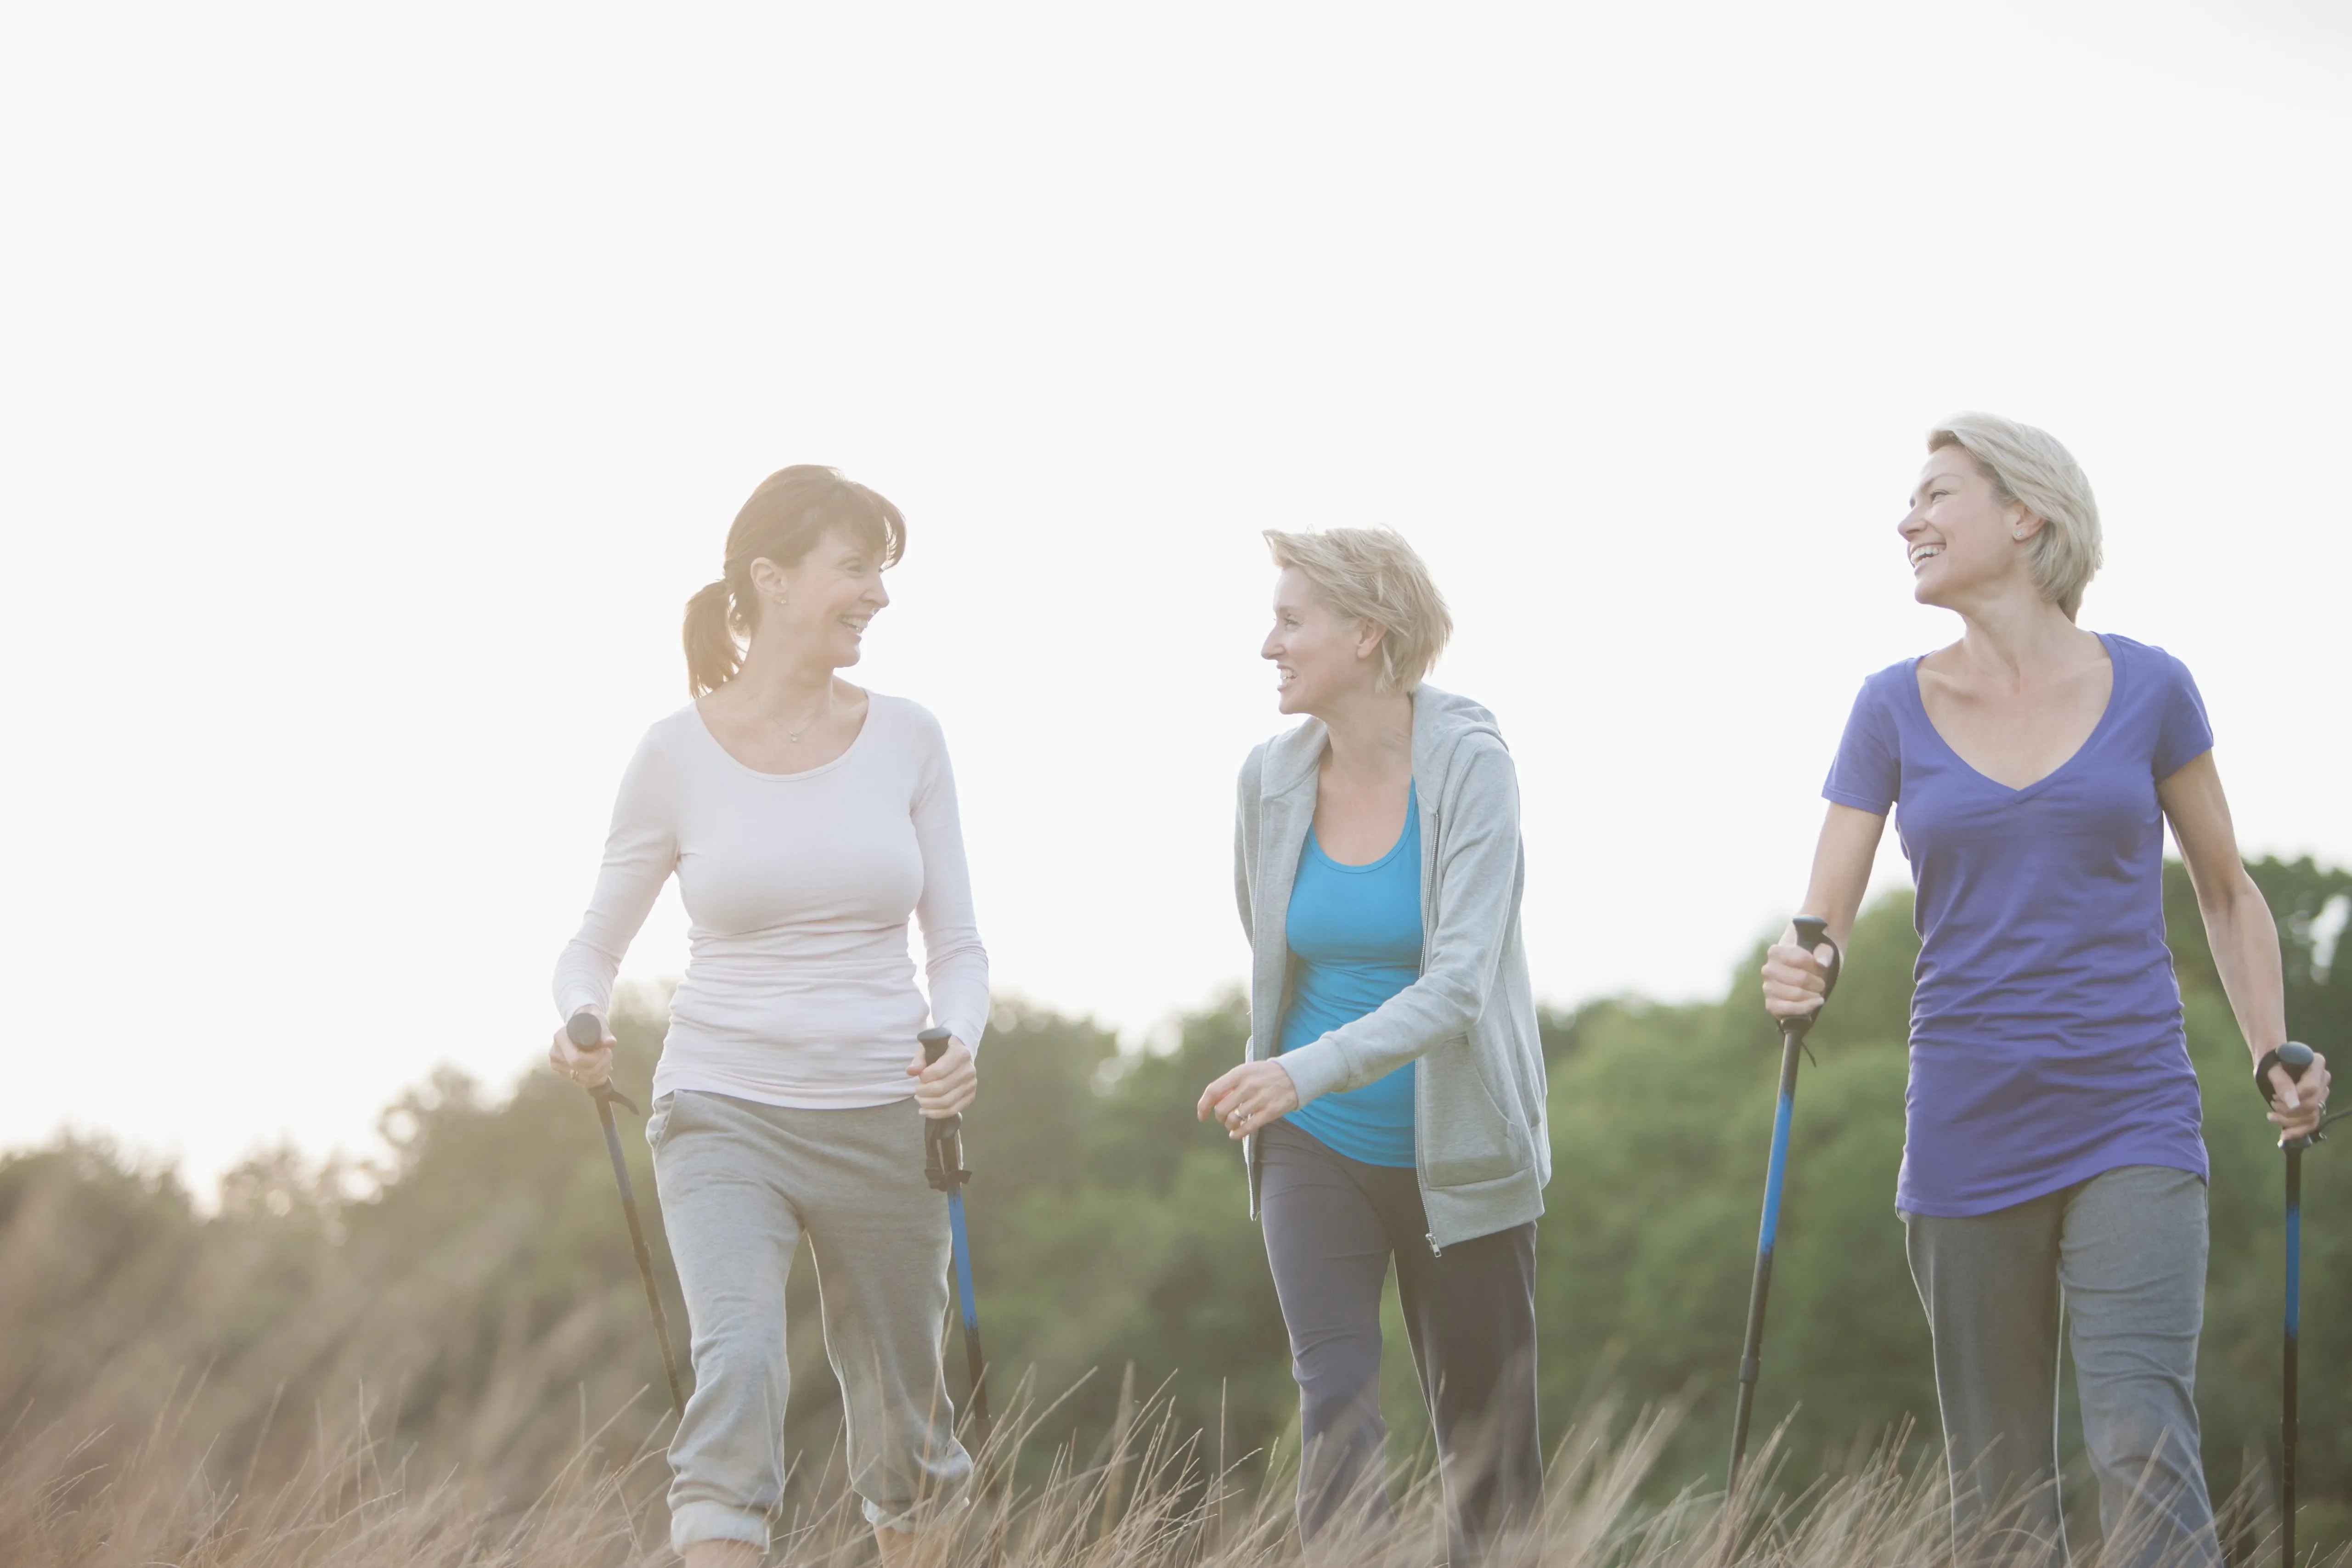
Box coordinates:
[1234,749,1260,946]
[1274,736,1521,1105]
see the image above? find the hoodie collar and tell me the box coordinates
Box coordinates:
[1260,684,1503,801]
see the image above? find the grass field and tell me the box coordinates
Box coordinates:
[2,1372,2336,1568]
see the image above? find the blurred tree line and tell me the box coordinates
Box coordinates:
[1,858,2346,1550]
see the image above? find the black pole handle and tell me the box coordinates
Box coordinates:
[1781,916,1842,1041]
[918,1027,968,1188]
[566,1010,637,1113]
[920,1027,958,1132]
[2259,1042,2325,1152]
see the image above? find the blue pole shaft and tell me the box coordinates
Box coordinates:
[949,1191,980,1331]
[947,1190,991,1443]
[1728,1029,1804,1487]
[2282,1147,2301,1568]
[1759,1090,1796,1255]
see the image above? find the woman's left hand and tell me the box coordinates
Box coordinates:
[908,1035,978,1118]
[2264,1048,2331,1145]
[1197,1060,1303,1141]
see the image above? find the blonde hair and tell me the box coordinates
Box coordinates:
[682,466,905,695]
[1928,413,2103,620]
[1264,527,1453,692]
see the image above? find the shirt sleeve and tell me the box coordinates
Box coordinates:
[910,711,992,1055]
[2153,654,2216,780]
[1821,673,1901,816]
[553,728,681,1021]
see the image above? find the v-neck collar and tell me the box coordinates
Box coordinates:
[1905,631,2122,799]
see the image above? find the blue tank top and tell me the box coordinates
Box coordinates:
[1278,784,1423,1167]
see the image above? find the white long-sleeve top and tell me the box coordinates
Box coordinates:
[553,694,990,1110]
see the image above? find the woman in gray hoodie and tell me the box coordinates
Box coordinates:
[1199,527,1549,1566]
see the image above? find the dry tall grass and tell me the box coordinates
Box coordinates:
[3,1377,2335,1568]
[6,965,2344,1567]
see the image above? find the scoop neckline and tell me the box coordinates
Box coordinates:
[691,691,879,781]
[1308,783,1420,873]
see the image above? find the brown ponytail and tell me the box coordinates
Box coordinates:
[682,578,742,694]
[681,466,907,696]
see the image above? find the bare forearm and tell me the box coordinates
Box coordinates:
[1798,803,1884,948]
[2157,753,2285,1060]
[1762,805,1884,1020]
[2199,872,2286,1060]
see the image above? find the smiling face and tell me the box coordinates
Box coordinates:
[750,524,891,669]
[1899,446,2035,612]
[1262,566,1383,716]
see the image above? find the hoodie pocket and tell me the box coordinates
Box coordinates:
[1421,1040,1531,1188]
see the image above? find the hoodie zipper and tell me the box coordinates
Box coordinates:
[1426,1232,1444,1257]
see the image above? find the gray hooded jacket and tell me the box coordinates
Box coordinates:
[1234,684,1549,1249]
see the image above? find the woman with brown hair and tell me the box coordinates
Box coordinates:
[550,466,988,1566]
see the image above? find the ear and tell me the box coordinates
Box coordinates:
[746,555,792,604]
[2008,504,2047,544]
[1354,620,1390,664]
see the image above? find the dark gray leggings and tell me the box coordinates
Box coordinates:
[1257,1121,1541,1566]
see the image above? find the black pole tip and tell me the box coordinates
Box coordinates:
[920,1025,953,1065]
[567,1011,604,1049]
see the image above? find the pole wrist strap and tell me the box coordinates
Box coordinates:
[2255,1046,2290,1102]
[2256,1043,2317,1107]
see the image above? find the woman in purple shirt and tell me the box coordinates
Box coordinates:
[1761,413,2330,1568]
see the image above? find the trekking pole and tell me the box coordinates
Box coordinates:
[2256,1041,2341,1568]
[919,1026,992,1448]
[1727,915,1840,1490]
[569,1010,686,1419]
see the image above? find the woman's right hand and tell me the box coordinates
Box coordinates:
[1760,932,1838,1021]
[548,1012,615,1089]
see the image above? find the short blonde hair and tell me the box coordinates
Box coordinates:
[1264,527,1453,692]
[1928,413,2104,620]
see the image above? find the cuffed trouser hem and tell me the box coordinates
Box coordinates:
[669,1500,768,1556]
[863,1491,970,1534]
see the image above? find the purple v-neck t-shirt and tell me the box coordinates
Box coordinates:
[1823,632,2216,1218]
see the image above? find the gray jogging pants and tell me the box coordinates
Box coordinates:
[1904,1164,2217,1568]
[648,1090,971,1554]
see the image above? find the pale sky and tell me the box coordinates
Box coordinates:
[4,1,2348,1195]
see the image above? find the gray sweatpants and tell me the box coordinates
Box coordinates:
[648,1090,970,1555]
[1903,1164,2217,1568]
